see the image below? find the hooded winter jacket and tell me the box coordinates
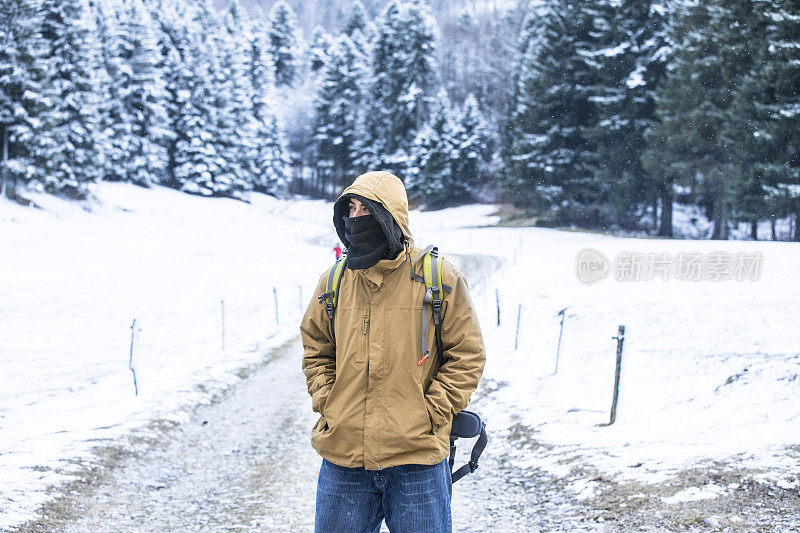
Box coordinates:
[300,171,486,470]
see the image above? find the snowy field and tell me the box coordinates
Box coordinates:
[1,182,799,529]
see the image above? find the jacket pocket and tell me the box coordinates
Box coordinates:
[423,396,438,434]
[311,414,330,435]
[425,395,451,434]
[322,377,342,424]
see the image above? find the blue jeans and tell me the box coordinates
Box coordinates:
[314,458,453,533]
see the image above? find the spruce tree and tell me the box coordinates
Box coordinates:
[172,0,251,198]
[104,0,170,186]
[87,0,119,185]
[267,1,300,88]
[726,37,775,239]
[169,1,224,196]
[760,0,800,240]
[451,93,493,203]
[27,0,103,197]
[360,0,438,172]
[343,1,368,36]
[651,0,767,239]
[253,108,290,195]
[588,1,669,232]
[406,89,457,207]
[151,0,199,190]
[0,0,47,199]
[502,0,603,226]
[313,35,366,191]
[307,26,331,74]
[218,0,259,192]
[248,6,274,93]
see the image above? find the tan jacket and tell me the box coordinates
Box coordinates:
[300,171,486,470]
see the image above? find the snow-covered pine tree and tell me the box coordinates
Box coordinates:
[502,0,603,226]
[149,0,198,190]
[650,0,766,239]
[307,25,332,74]
[724,3,784,240]
[168,2,228,197]
[343,2,373,87]
[343,0,368,36]
[86,0,119,184]
[759,0,800,240]
[27,0,104,198]
[217,0,259,193]
[586,1,669,232]
[0,0,48,200]
[451,93,494,203]
[248,6,274,93]
[347,18,373,180]
[252,105,290,195]
[405,88,457,207]
[359,0,438,172]
[171,0,253,199]
[393,0,439,167]
[103,0,170,186]
[313,34,367,191]
[267,1,300,88]
[247,6,289,195]
[356,0,402,171]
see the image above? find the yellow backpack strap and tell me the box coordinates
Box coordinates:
[317,253,347,342]
[419,246,444,365]
[422,247,443,293]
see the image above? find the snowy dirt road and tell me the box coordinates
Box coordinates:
[23,335,593,533]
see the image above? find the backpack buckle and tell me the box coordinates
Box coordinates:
[431,286,441,309]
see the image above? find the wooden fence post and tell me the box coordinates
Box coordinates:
[495,289,501,326]
[553,307,568,374]
[129,318,139,396]
[273,287,279,325]
[599,325,626,427]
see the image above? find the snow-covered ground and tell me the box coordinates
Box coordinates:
[453,222,800,488]
[0,184,332,529]
[1,182,799,529]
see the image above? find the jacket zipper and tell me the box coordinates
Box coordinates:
[362,314,368,361]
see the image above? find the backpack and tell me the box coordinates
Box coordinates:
[317,244,488,483]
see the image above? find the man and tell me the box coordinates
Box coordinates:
[300,171,486,533]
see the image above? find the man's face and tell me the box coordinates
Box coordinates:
[348,197,371,218]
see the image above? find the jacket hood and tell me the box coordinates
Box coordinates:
[333,171,414,251]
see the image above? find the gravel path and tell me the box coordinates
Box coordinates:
[60,338,321,532]
[22,334,590,533]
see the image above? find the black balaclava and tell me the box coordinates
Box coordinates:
[333,193,405,270]
[343,214,389,269]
